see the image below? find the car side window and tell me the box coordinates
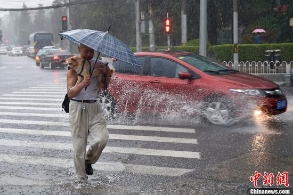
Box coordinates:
[175,64,189,78]
[113,60,142,75]
[149,58,188,78]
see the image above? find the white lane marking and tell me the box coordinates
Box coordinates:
[2,94,63,97]
[111,125,195,133]
[0,102,58,106]
[0,97,62,101]
[0,67,7,69]
[0,128,197,144]
[0,112,67,118]
[13,91,64,94]
[15,66,21,69]
[28,86,66,89]
[36,85,66,87]
[0,119,67,126]
[0,154,193,177]
[21,89,65,91]
[0,119,195,133]
[0,106,60,111]
[0,139,200,159]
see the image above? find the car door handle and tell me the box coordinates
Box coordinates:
[149,80,161,83]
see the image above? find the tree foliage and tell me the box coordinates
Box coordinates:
[18,3,33,46]
[2,0,293,47]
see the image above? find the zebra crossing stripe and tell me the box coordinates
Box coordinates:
[0,102,59,106]
[28,87,66,88]
[13,91,64,94]
[0,112,67,118]
[0,119,68,126]
[0,119,195,133]
[0,97,62,101]
[0,128,197,144]
[2,94,63,97]
[22,89,65,91]
[0,106,60,111]
[0,139,200,159]
[0,154,193,177]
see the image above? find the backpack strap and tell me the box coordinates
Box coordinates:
[77,59,88,77]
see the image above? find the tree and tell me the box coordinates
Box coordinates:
[18,3,33,45]
[33,4,48,32]
[50,0,66,44]
[69,0,135,45]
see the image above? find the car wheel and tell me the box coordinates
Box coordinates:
[200,96,234,125]
[98,91,116,120]
[40,61,44,69]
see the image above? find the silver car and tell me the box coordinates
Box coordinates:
[0,47,7,55]
[10,47,23,56]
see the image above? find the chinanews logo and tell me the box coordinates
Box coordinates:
[248,171,291,195]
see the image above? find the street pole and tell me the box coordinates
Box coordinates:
[149,4,155,51]
[167,13,170,51]
[199,0,207,56]
[233,0,239,69]
[135,0,142,52]
[66,0,71,52]
[181,0,187,45]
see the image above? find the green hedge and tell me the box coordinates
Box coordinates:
[131,43,293,62]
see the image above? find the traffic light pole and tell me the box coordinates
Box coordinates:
[233,0,239,70]
[167,34,170,51]
[66,0,71,52]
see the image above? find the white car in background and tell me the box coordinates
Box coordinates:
[10,47,23,56]
[0,47,7,55]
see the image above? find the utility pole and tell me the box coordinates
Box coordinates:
[233,0,239,69]
[66,0,71,51]
[181,0,187,45]
[149,3,155,51]
[135,0,142,52]
[199,0,207,56]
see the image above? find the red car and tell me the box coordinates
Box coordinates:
[103,52,287,125]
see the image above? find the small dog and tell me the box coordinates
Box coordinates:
[66,56,114,92]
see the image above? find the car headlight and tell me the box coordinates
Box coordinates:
[230,89,264,96]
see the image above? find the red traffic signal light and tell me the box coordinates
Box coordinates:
[164,18,171,34]
[62,16,68,31]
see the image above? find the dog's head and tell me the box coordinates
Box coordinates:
[65,56,84,71]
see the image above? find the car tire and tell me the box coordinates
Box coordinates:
[40,61,44,69]
[98,91,116,121]
[200,96,234,125]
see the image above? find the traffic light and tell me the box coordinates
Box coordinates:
[62,16,68,31]
[164,18,171,34]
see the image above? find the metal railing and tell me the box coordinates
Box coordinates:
[222,61,293,75]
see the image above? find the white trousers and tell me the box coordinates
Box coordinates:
[69,101,109,179]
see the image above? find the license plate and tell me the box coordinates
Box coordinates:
[277,100,286,110]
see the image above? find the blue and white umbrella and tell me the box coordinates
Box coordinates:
[59,29,140,66]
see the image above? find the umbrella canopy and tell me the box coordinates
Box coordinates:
[252,28,266,33]
[59,29,139,66]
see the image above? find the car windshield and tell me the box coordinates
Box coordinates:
[177,54,238,75]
